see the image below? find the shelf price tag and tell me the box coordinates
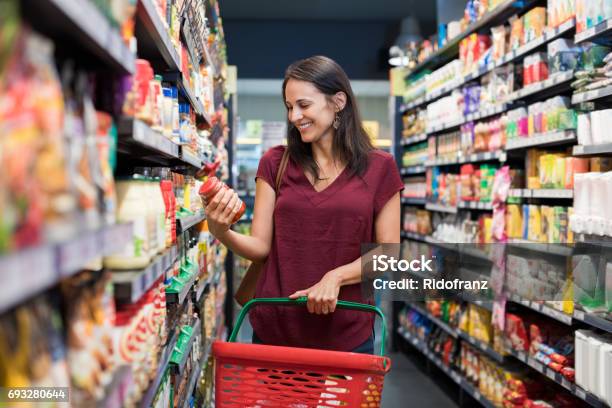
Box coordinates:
[517,351,526,361]
[575,388,586,400]
[546,368,556,380]
[473,391,481,401]
[528,357,543,372]
[574,310,585,321]
[561,378,572,390]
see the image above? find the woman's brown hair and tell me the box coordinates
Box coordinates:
[282,55,374,181]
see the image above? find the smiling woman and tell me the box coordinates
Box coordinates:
[202,55,403,353]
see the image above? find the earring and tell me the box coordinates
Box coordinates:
[333,113,340,130]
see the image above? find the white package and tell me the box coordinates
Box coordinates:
[577,113,592,146]
[575,330,592,391]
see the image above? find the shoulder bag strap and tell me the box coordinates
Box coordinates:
[275,147,290,194]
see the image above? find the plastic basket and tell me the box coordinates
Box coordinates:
[213,297,392,407]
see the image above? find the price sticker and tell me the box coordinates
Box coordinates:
[528,357,543,372]
[546,368,556,380]
[575,388,586,400]
[517,351,526,361]
[574,310,585,321]
[473,391,481,401]
[561,378,572,390]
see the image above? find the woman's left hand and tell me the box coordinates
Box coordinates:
[289,271,341,315]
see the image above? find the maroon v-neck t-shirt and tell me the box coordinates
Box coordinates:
[250,145,404,351]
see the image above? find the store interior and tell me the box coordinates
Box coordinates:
[2,0,612,407]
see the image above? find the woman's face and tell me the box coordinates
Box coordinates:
[284,79,336,144]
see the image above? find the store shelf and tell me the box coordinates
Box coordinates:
[408,302,459,338]
[177,211,206,233]
[118,118,180,161]
[419,19,576,107]
[456,330,505,363]
[402,197,427,205]
[401,231,428,242]
[425,202,458,214]
[137,0,181,70]
[401,96,427,112]
[506,347,609,408]
[112,245,177,305]
[505,130,576,150]
[405,0,525,78]
[401,133,428,146]
[139,330,180,408]
[575,19,612,44]
[572,84,612,104]
[32,0,135,74]
[507,293,573,325]
[401,165,426,175]
[166,270,197,305]
[180,147,205,169]
[458,201,493,211]
[426,117,464,134]
[507,71,574,101]
[573,309,612,334]
[573,143,612,157]
[162,73,209,122]
[426,150,505,167]
[507,238,573,257]
[397,327,497,408]
[171,319,201,375]
[508,189,574,199]
[180,357,204,408]
[0,222,133,314]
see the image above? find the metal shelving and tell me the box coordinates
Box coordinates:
[575,19,612,44]
[111,245,177,305]
[506,130,576,150]
[402,197,427,205]
[397,327,498,408]
[30,0,135,74]
[0,222,133,314]
[177,211,206,233]
[401,165,426,175]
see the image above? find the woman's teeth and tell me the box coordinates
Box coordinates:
[298,122,312,130]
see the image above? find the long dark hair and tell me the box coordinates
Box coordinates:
[282,56,374,181]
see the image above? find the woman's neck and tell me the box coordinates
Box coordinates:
[311,129,336,167]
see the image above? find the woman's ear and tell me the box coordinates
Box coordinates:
[333,92,347,112]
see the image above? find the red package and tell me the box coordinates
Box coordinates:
[548,362,563,372]
[506,313,529,351]
[561,367,575,382]
[503,390,526,404]
[549,352,567,365]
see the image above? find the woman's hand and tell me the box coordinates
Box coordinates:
[289,271,342,315]
[203,188,242,237]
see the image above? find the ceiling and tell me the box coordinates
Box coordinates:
[219,0,436,22]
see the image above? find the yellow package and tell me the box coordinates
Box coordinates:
[528,205,542,242]
[552,156,567,189]
[526,149,543,187]
[567,207,574,244]
[506,204,523,238]
[540,206,554,243]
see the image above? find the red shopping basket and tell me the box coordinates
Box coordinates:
[213,297,391,408]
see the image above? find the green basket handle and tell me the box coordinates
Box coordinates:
[228,297,387,357]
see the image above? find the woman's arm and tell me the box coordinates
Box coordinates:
[289,192,401,314]
[205,178,275,262]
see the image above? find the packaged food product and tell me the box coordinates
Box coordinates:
[199,177,246,223]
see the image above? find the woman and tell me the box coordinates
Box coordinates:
[204,56,403,354]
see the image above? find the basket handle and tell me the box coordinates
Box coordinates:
[228,297,387,357]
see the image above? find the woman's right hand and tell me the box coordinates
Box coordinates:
[203,187,242,237]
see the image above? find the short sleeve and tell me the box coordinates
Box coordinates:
[255,145,286,190]
[373,153,404,215]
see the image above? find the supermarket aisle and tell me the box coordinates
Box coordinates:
[382,351,458,407]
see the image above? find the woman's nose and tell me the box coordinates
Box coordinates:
[289,108,302,123]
